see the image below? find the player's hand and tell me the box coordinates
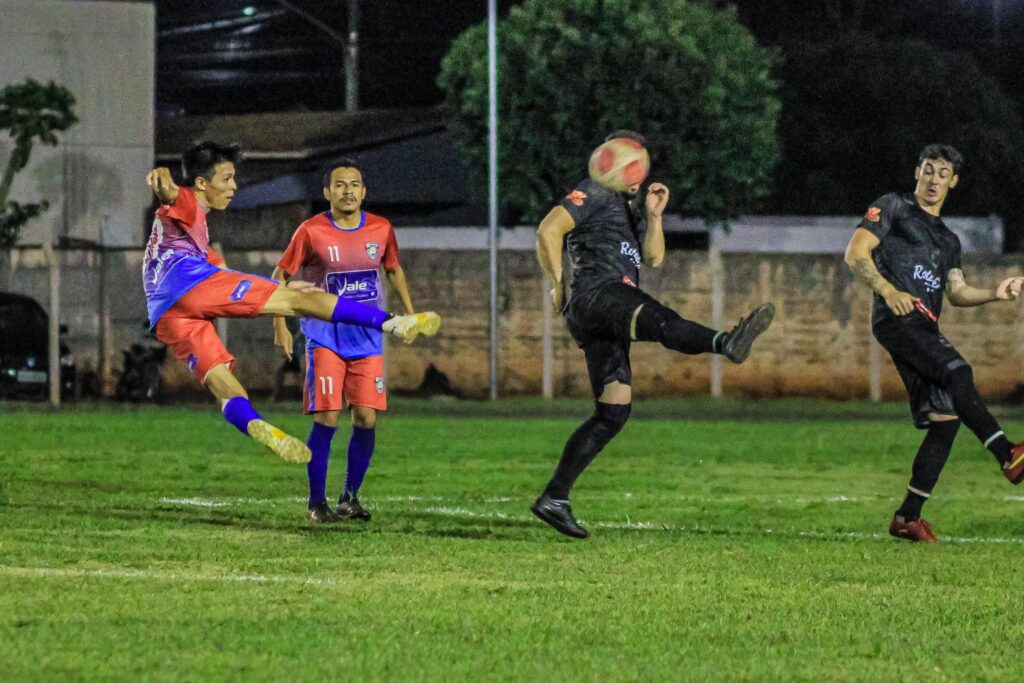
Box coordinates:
[645,183,669,218]
[274,324,293,362]
[996,276,1024,300]
[883,287,916,316]
[146,167,179,204]
[285,279,325,293]
[550,282,564,312]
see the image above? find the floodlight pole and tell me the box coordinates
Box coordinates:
[487,0,499,400]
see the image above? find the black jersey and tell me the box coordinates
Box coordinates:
[857,192,962,327]
[558,178,646,294]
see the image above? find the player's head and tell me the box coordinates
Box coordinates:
[182,141,241,211]
[605,130,648,196]
[323,158,366,217]
[915,144,962,209]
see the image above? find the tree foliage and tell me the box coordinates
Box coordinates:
[438,0,780,224]
[770,34,1024,221]
[0,78,77,247]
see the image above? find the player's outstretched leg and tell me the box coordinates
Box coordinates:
[889,418,958,543]
[532,401,632,539]
[222,396,311,464]
[633,301,774,364]
[262,288,440,341]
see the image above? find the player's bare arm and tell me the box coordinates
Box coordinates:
[536,205,576,312]
[146,167,179,205]
[642,183,667,268]
[945,269,1024,307]
[845,228,916,316]
[384,265,415,315]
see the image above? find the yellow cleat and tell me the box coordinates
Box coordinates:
[384,311,441,341]
[247,420,311,463]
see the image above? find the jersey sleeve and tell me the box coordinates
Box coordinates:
[947,233,963,275]
[381,225,400,270]
[206,246,226,268]
[164,186,199,228]
[856,193,901,240]
[558,179,604,227]
[277,225,310,276]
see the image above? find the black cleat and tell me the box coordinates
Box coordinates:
[531,493,588,539]
[336,494,372,521]
[307,500,341,523]
[722,303,775,364]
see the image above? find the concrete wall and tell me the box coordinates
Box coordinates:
[0,0,155,247]
[3,247,1023,402]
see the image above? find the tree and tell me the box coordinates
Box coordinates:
[769,34,1024,223]
[0,79,78,247]
[438,0,780,224]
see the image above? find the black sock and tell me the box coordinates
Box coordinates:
[544,402,631,500]
[634,302,719,355]
[896,420,959,520]
[943,365,1011,464]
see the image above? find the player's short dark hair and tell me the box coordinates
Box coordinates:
[323,158,363,187]
[181,141,242,185]
[918,144,963,175]
[605,129,647,148]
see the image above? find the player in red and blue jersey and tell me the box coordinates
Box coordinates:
[144,142,440,465]
[273,160,418,522]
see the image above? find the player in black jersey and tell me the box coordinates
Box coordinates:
[845,144,1024,543]
[531,130,775,538]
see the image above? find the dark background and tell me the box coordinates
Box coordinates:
[154,1,1023,117]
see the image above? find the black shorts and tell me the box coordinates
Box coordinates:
[564,282,660,397]
[873,316,968,428]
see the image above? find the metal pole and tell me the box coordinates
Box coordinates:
[487,0,499,400]
[542,277,553,399]
[869,309,881,402]
[44,243,61,406]
[345,0,359,111]
[709,237,723,398]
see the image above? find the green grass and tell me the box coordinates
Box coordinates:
[3,400,1024,681]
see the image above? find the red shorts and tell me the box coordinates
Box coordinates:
[303,349,387,413]
[154,270,277,382]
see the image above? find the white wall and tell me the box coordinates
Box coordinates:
[0,0,154,246]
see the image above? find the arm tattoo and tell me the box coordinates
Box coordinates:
[850,257,889,295]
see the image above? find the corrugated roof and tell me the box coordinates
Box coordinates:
[155,106,451,159]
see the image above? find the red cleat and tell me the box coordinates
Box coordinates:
[1003,443,1024,484]
[889,515,940,543]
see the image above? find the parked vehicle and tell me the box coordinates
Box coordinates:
[114,335,167,402]
[0,292,76,399]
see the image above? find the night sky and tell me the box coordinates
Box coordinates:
[154,0,1023,118]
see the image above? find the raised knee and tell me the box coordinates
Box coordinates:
[633,301,676,342]
[942,362,973,389]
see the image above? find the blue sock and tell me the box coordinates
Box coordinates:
[222,397,261,435]
[344,426,375,498]
[331,298,390,329]
[306,422,337,507]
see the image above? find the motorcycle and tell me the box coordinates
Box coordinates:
[115,341,167,402]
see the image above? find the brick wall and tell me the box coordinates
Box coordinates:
[4,248,1023,400]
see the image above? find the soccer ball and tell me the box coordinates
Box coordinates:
[588,137,650,192]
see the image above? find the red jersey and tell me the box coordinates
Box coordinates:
[278,210,400,358]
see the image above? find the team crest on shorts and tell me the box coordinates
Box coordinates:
[365,242,379,260]
[375,376,385,393]
[566,190,587,206]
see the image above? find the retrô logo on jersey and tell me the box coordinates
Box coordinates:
[912,265,942,292]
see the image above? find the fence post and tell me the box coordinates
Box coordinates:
[43,243,61,407]
[97,246,112,396]
[709,240,724,398]
[869,317,882,402]
[541,277,553,399]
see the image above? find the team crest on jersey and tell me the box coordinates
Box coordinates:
[567,190,587,206]
[375,376,385,393]
[365,242,379,260]
[864,207,881,222]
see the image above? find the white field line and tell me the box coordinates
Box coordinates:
[0,566,337,585]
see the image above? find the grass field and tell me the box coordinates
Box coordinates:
[4,399,1024,681]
